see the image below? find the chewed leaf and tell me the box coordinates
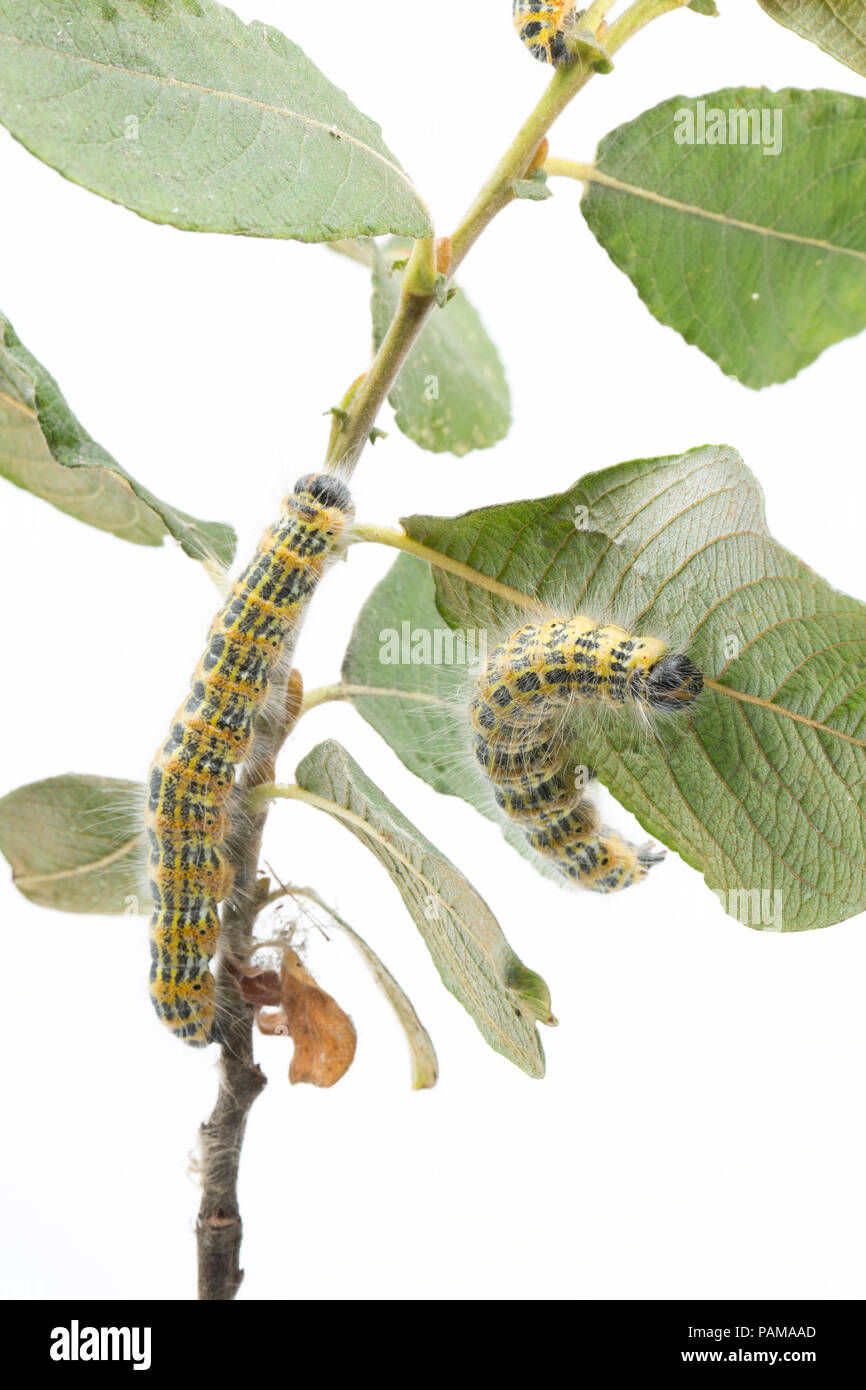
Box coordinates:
[580,88,866,387]
[0,312,235,564]
[0,0,430,242]
[343,445,866,931]
[294,741,553,1077]
[371,242,510,455]
[0,774,145,914]
[757,2,866,77]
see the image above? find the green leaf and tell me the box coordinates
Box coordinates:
[0,774,145,914]
[689,0,719,15]
[371,242,511,456]
[580,88,866,387]
[513,170,553,201]
[294,741,553,1077]
[0,0,430,242]
[757,1,866,77]
[346,446,866,932]
[342,553,474,797]
[569,26,614,74]
[339,921,439,1090]
[0,312,236,563]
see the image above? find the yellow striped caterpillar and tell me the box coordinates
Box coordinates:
[145,474,354,1046]
[513,1,584,66]
[469,616,703,892]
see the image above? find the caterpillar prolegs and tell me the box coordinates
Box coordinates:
[469,617,703,892]
[145,474,354,1046]
[513,2,584,66]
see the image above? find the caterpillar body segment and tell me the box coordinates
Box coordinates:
[145,474,354,1046]
[513,1,584,67]
[469,616,702,893]
[527,799,666,893]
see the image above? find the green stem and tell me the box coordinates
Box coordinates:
[606,0,691,51]
[584,0,618,26]
[450,0,690,273]
[301,681,447,714]
[402,236,438,296]
[544,157,595,183]
[301,681,357,713]
[249,780,369,829]
[448,62,596,273]
[324,285,435,474]
[323,0,690,482]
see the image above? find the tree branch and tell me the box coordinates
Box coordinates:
[193,0,695,1300]
[195,671,304,1301]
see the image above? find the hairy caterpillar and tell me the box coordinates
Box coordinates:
[469,616,703,892]
[145,474,355,1046]
[512,1,584,66]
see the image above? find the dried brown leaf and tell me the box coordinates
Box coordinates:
[238,969,282,1008]
[251,948,357,1087]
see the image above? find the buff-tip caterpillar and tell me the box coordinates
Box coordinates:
[145,473,354,1047]
[513,1,585,66]
[469,615,703,892]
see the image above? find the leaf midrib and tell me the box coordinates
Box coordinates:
[0,388,37,419]
[584,165,866,264]
[0,30,418,197]
[703,679,866,750]
[14,832,142,889]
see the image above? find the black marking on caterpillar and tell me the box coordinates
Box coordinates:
[513,1,585,66]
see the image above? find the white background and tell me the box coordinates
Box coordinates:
[1,0,865,1301]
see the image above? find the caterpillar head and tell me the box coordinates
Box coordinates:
[641,653,704,712]
[294,472,353,516]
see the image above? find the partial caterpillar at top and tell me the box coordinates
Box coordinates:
[145,473,354,1047]
[469,616,703,893]
[513,1,585,67]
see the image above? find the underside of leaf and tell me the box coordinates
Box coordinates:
[345,446,866,931]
